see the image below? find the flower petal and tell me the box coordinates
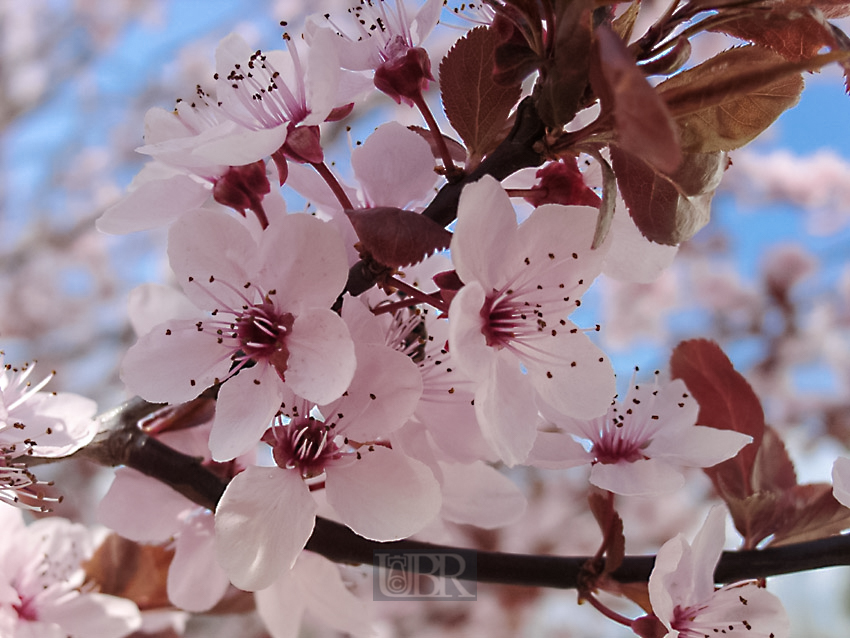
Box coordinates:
[285,309,356,405]
[439,461,526,529]
[589,458,685,496]
[209,364,285,462]
[215,466,317,591]
[168,512,230,612]
[326,446,440,541]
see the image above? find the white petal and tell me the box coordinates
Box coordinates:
[692,581,790,638]
[209,364,284,462]
[285,309,356,405]
[303,29,342,125]
[451,175,518,289]
[326,447,440,540]
[589,458,685,496]
[439,462,526,529]
[215,466,317,591]
[97,468,190,543]
[168,513,230,612]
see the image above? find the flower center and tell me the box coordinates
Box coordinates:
[235,301,294,363]
[268,416,342,479]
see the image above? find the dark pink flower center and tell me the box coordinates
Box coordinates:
[268,417,341,478]
[235,302,294,377]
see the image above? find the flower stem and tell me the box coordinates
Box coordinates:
[583,591,635,627]
[412,93,462,182]
[311,161,354,210]
[381,276,448,314]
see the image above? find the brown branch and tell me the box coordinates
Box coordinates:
[61,396,850,590]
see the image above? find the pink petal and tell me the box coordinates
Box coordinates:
[447,281,493,380]
[451,175,518,290]
[326,447,440,540]
[603,204,678,282]
[255,214,349,312]
[121,319,233,404]
[589,458,685,496]
[215,466,317,591]
[127,284,199,337]
[285,309,356,405]
[98,468,190,542]
[168,513,230,612]
[644,425,752,467]
[168,209,255,310]
[474,349,539,466]
[439,461,526,529]
[190,121,289,166]
[209,364,285,462]
[97,173,209,234]
[303,29,342,125]
[293,552,372,637]
[527,431,592,469]
[352,122,438,208]
[254,569,306,638]
[41,593,141,638]
[322,343,422,439]
[526,327,616,420]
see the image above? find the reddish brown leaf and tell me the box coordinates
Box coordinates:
[588,489,626,575]
[612,0,641,44]
[752,425,798,493]
[711,9,837,62]
[669,339,766,500]
[535,0,594,129]
[592,24,682,173]
[347,207,452,269]
[84,534,173,611]
[658,45,806,153]
[658,45,845,120]
[610,148,727,245]
[770,483,850,545]
[440,26,523,162]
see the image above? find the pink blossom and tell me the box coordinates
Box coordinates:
[0,505,142,638]
[645,506,789,638]
[448,175,616,465]
[0,357,97,510]
[121,208,356,461]
[528,376,752,496]
[214,340,439,591]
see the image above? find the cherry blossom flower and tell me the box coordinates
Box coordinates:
[448,175,617,465]
[0,505,142,638]
[97,89,288,234]
[98,418,237,613]
[121,208,356,461]
[528,376,752,496]
[641,506,789,638]
[309,0,442,104]
[0,356,97,510]
[214,340,439,591]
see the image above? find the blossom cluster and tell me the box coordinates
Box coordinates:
[7,0,850,635]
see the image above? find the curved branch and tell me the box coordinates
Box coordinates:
[69,397,850,590]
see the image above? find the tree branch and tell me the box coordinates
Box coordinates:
[68,397,850,590]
